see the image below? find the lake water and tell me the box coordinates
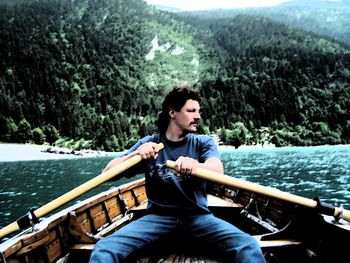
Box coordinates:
[0,145,349,229]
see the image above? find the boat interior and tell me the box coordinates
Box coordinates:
[0,178,349,263]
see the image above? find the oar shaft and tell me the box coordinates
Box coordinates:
[166,161,350,221]
[335,207,350,221]
[0,222,19,240]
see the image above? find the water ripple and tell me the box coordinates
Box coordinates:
[221,145,350,209]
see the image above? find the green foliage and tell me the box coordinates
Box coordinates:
[54,138,75,149]
[270,122,343,147]
[0,0,349,150]
[218,122,251,148]
[32,127,46,145]
[73,138,92,151]
[104,135,120,152]
[0,115,18,142]
[15,119,32,143]
[42,124,60,144]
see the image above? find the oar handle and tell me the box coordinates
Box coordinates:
[0,143,164,239]
[166,160,350,222]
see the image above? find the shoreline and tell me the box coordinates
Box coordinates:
[1,143,349,162]
[219,143,350,151]
[0,143,118,162]
[218,142,276,150]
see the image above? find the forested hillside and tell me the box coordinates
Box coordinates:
[177,13,350,147]
[178,0,350,46]
[254,0,350,46]
[0,0,349,151]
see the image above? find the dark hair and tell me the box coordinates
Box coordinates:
[157,85,201,134]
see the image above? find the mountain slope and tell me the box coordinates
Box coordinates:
[177,0,350,46]
[0,0,349,150]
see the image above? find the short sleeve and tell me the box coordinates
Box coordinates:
[199,135,220,163]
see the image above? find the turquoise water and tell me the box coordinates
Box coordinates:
[0,145,349,229]
[220,146,350,207]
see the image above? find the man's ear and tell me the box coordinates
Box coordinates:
[169,108,176,118]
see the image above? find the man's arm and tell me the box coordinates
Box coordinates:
[200,157,224,174]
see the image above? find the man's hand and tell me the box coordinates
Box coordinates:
[136,142,160,160]
[172,156,224,177]
[174,156,199,177]
[103,142,161,173]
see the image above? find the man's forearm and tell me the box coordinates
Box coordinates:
[199,157,224,174]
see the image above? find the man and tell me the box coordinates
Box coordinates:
[89,86,265,262]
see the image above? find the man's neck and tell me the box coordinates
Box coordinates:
[165,125,188,142]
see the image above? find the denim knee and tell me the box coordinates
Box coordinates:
[89,236,128,263]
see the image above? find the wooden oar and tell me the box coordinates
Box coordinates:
[166,160,350,222]
[0,143,164,239]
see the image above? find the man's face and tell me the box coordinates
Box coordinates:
[172,99,201,132]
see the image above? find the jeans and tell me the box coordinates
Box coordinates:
[89,213,265,263]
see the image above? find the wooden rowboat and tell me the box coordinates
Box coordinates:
[1,158,350,262]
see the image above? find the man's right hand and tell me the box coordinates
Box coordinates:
[103,142,160,173]
[136,142,160,160]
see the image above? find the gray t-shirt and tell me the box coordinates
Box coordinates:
[127,133,220,215]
